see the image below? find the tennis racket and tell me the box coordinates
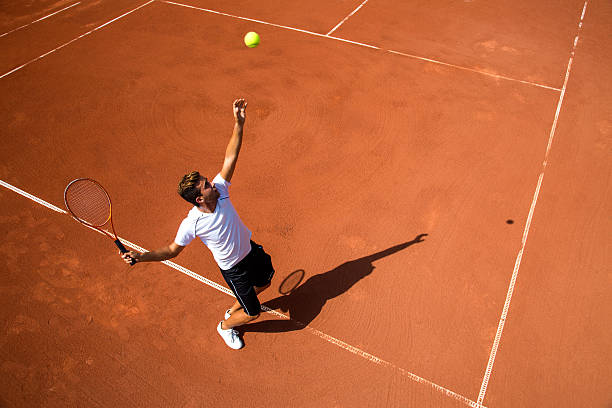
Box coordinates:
[64,178,135,265]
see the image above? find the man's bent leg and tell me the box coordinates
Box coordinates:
[227,300,242,316]
[221,309,259,330]
[226,283,270,316]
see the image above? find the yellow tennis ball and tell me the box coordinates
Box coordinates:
[244,31,260,48]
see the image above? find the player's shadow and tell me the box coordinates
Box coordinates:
[242,233,428,333]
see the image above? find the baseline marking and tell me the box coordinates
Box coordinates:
[162,0,559,91]
[0,2,81,38]
[476,2,588,405]
[0,0,154,80]
[326,0,370,36]
[0,178,485,408]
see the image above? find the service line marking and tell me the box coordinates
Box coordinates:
[326,0,370,36]
[476,2,589,405]
[0,2,81,38]
[161,0,560,91]
[0,178,485,408]
[387,50,561,91]
[0,0,154,80]
[162,0,378,49]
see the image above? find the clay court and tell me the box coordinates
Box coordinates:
[1,0,610,407]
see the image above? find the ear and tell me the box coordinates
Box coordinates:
[195,195,204,204]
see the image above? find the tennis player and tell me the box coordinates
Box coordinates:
[121,99,275,350]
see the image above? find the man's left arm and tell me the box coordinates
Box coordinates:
[220,98,247,183]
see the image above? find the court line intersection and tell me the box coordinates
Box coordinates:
[1,0,560,92]
[476,1,589,404]
[162,0,561,91]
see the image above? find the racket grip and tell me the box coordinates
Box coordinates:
[114,239,136,265]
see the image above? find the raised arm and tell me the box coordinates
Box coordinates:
[220,99,247,182]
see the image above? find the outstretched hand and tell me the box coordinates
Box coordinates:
[233,98,247,125]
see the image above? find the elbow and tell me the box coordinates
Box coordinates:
[167,244,184,260]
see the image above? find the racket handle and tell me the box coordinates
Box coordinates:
[114,239,136,266]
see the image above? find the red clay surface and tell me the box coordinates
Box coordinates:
[331,0,587,89]
[1,1,610,407]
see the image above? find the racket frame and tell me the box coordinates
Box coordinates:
[64,178,134,264]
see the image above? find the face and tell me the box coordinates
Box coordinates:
[196,177,220,205]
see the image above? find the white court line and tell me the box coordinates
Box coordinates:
[0,180,67,213]
[387,50,562,92]
[162,0,379,49]
[0,0,154,80]
[162,0,559,91]
[0,178,485,408]
[0,2,81,38]
[476,2,588,405]
[326,0,370,36]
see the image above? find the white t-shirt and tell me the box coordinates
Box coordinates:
[174,174,252,270]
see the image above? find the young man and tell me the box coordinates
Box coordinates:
[121,99,275,350]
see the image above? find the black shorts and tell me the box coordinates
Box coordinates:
[220,240,275,317]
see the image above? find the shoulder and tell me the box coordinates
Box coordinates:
[213,173,230,199]
[174,208,199,246]
[178,207,199,227]
[213,173,230,187]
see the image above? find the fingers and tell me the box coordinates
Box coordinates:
[120,251,138,264]
[233,99,247,123]
[233,98,247,110]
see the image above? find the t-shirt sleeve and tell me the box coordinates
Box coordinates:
[212,173,230,199]
[174,217,195,247]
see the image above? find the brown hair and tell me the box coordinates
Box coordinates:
[178,171,202,206]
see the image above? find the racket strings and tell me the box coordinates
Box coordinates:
[65,180,111,226]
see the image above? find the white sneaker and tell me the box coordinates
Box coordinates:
[224,309,231,320]
[217,322,244,350]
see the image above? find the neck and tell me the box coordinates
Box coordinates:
[197,200,217,213]
[198,203,217,213]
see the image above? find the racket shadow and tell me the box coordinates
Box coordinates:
[242,233,428,334]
